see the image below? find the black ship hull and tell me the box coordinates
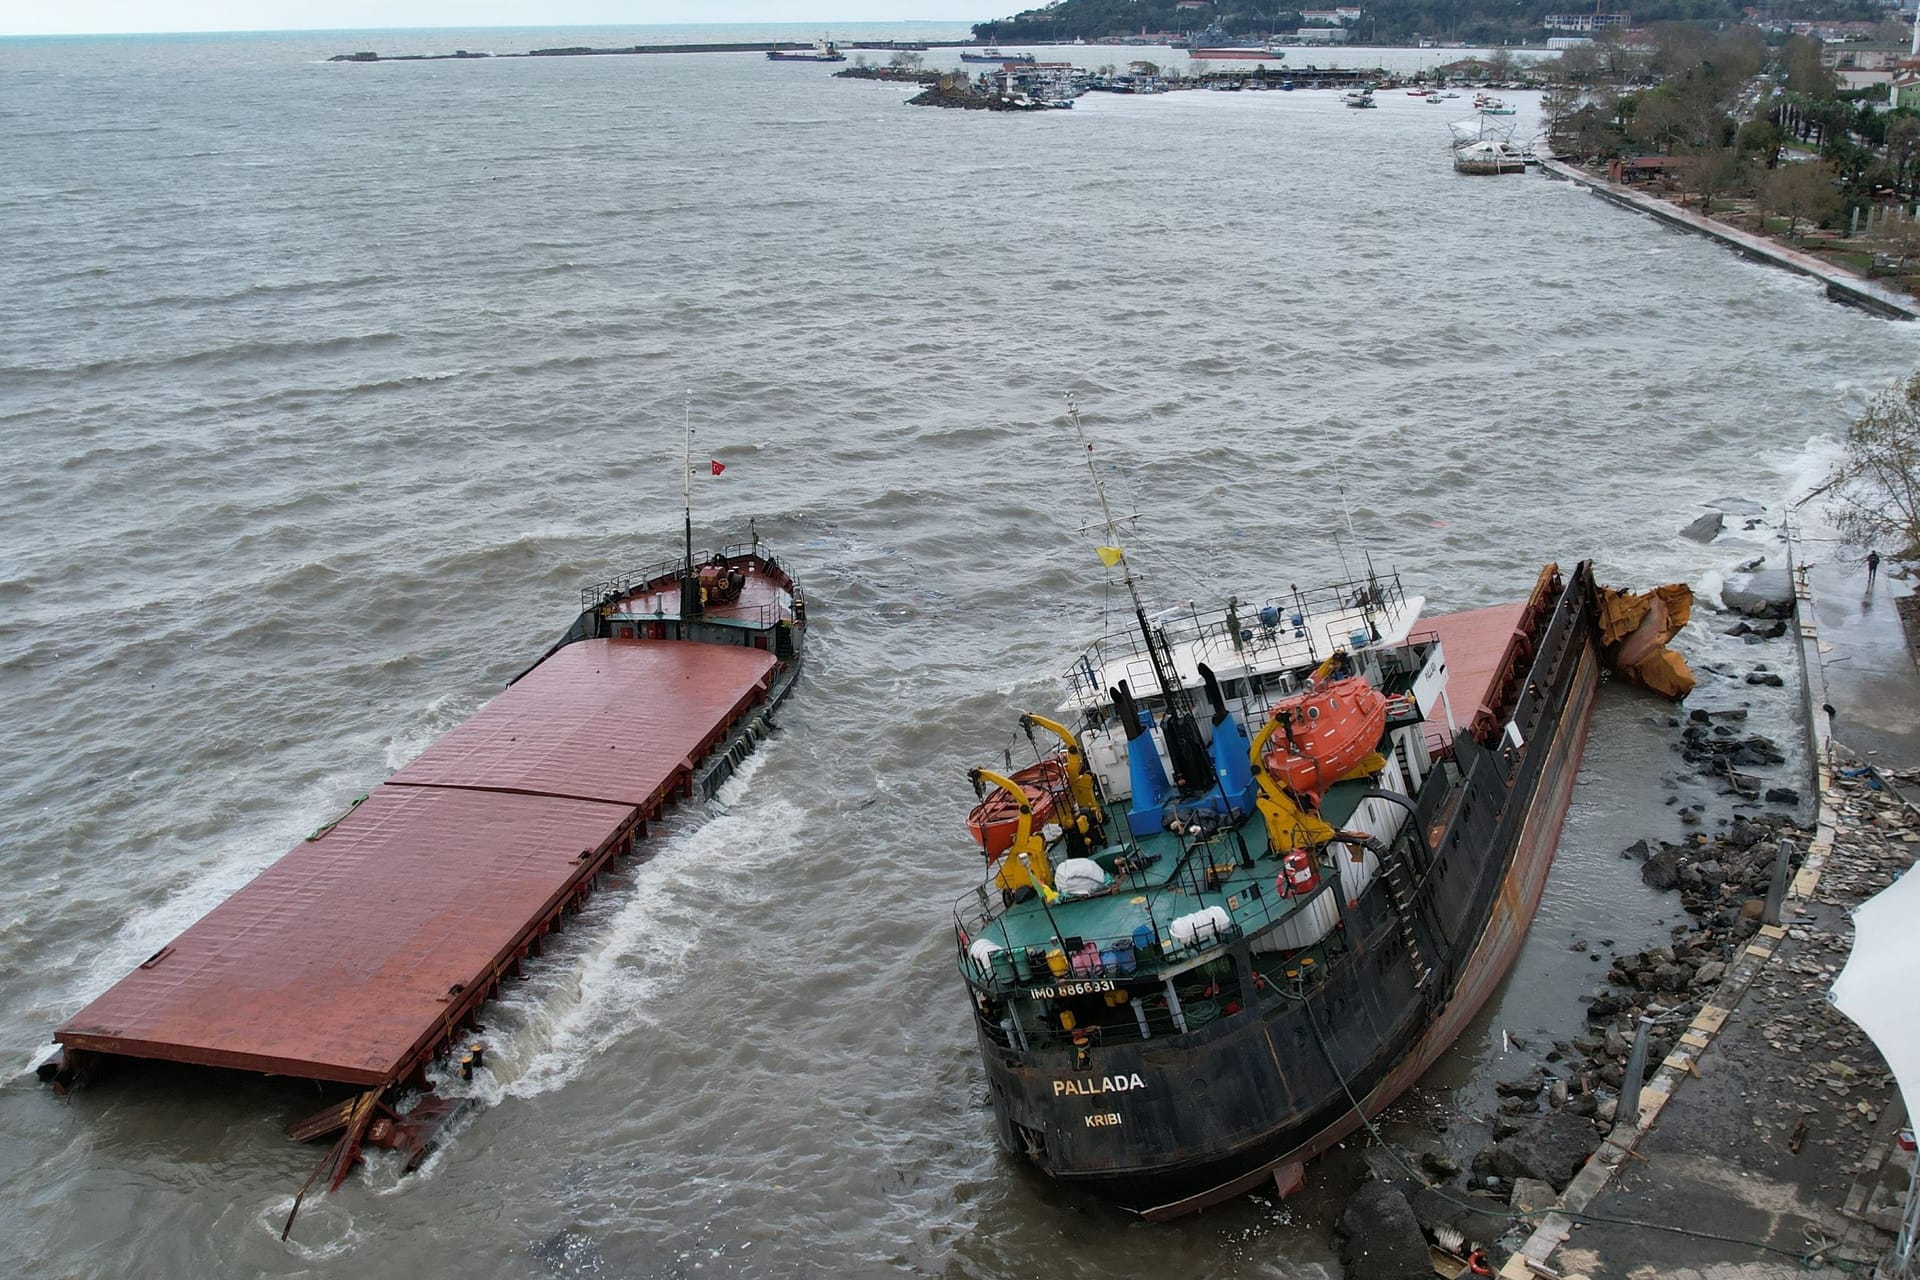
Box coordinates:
[974,565,1602,1217]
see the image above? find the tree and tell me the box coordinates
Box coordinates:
[1674,146,1740,212]
[1818,372,1920,558]
[1761,161,1842,241]
[1737,116,1784,170]
[1782,36,1839,100]
[1630,91,1693,154]
[1552,42,1603,84]
[889,51,924,71]
[1890,114,1920,198]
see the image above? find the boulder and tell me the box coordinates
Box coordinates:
[1510,1177,1560,1216]
[1722,568,1795,619]
[1642,850,1682,891]
[1680,512,1724,543]
[1488,1111,1602,1191]
[1338,1179,1435,1280]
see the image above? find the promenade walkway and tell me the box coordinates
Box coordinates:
[1537,157,1920,322]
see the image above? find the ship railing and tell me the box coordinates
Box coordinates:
[956,900,1237,994]
[1061,570,1406,705]
[578,540,791,612]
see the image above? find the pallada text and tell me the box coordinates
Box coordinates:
[1053,1072,1147,1097]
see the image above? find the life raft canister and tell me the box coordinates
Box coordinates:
[1277,847,1321,897]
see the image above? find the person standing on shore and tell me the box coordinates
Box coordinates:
[1867,549,1881,593]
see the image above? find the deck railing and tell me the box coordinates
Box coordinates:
[578,540,790,613]
[1062,569,1407,705]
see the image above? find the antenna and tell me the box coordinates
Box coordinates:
[1067,395,1214,795]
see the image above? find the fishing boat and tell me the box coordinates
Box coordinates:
[950,403,1667,1219]
[1341,87,1377,108]
[962,47,1036,64]
[767,38,846,62]
[1474,94,1517,115]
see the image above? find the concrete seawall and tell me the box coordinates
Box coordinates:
[1537,157,1920,321]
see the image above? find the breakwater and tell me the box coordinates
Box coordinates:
[328,39,987,62]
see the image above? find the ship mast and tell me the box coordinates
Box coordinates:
[681,393,704,620]
[1068,398,1214,793]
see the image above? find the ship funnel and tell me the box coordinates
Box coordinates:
[1113,681,1174,836]
[1198,663,1257,819]
[1198,663,1229,726]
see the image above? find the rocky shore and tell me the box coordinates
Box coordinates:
[1333,544,1917,1277]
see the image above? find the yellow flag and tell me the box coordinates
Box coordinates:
[1096,546,1124,567]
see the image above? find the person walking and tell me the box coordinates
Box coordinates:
[1867,549,1881,592]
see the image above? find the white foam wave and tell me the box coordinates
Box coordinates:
[257,1193,360,1260]
[417,751,799,1106]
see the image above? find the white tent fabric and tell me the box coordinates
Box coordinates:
[1829,865,1920,1277]
[1831,867,1920,1110]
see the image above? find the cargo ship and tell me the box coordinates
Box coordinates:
[961,47,1037,64]
[1190,42,1287,60]
[767,38,846,62]
[951,406,1650,1219]
[47,429,804,1200]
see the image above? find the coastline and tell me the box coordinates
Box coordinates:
[1537,156,1920,322]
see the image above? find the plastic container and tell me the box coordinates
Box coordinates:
[1111,936,1136,975]
[1046,948,1070,978]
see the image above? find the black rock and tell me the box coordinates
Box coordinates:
[1338,1180,1436,1280]
[1744,671,1786,687]
[1642,850,1682,891]
[1766,787,1800,805]
[1488,1111,1603,1191]
[1680,512,1725,543]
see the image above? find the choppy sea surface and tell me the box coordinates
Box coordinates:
[2,22,1912,1280]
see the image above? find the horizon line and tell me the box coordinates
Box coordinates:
[1,17,983,40]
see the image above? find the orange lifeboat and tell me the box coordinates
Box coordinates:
[1261,676,1387,798]
[967,757,1068,860]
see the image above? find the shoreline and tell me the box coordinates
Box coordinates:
[1537,156,1920,322]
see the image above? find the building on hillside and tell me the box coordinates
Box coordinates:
[1892,71,1920,109]
[1292,25,1350,42]
[1547,36,1593,48]
[1544,12,1630,31]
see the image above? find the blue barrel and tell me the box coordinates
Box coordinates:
[1111,937,1136,975]
[1131,924,1153,954]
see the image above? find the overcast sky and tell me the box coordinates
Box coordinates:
[3,3,975,37]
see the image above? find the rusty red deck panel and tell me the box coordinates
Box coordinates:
[388,639,776,807]
[620,574,791,624]
[1422,601,1527,732]
[57,636,779,1086]
[56,786,635,1084]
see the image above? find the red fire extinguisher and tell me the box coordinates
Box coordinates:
[1276,848,1321,897]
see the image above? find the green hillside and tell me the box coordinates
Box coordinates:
[971,0,1880,46]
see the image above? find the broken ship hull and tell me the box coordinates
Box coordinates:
[976,565,1601,1218]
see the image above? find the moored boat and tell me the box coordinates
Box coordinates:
[1191,43,1287,61]
[767,38,846,62]
[1341,86,1377,108]
[962,47,1036,64]
[951,404,1682,1218]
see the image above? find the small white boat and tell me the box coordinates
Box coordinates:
[1341,87,1377,109]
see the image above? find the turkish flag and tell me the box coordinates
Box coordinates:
[710,459,726,475]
